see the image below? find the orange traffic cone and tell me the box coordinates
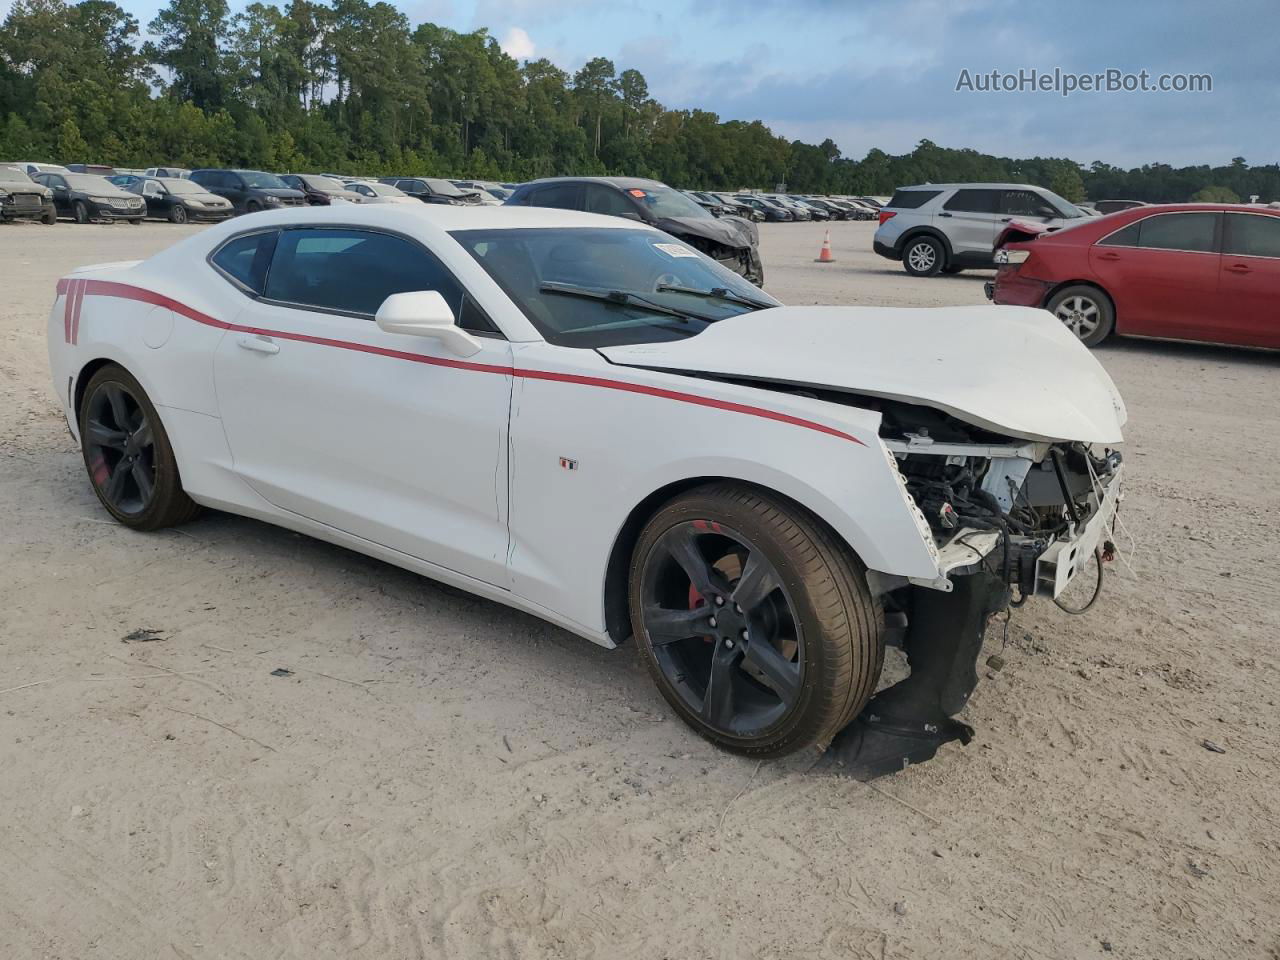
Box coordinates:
[814,228,835,263]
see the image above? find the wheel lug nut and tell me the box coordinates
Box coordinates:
[714,596,725,606]
[708,617,717,628]
[725,639,735,649]
[734,603,742,613]
[740,629,748,640]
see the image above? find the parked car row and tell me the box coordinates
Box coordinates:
[683,190,883,223]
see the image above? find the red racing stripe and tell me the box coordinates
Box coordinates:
[60,279,865,447]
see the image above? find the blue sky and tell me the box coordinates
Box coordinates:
[7,0,1275,167]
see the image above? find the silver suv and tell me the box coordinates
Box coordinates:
[873,182,1084,276]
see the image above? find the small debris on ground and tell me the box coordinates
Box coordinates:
[1187,859,1211,878]
[986,654,1005,672]
[122,628,165,643]
[270,667,293,678]
[1102,941,1113,952]
[1202,739,1226,754]
[892,900,907,916]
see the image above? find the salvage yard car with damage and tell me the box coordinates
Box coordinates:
[46,205,1125,777]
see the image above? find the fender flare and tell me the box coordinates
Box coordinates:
[897,227,954,264]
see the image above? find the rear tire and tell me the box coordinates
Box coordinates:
[629,482,883,758]
[79,364,201,531]
[1046,284,1115,347]
[902,236,944,277]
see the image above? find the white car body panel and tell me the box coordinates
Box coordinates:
[46,204,1122,648]
[601,305,1127,444]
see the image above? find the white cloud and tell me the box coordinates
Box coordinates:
[500,26,536,60]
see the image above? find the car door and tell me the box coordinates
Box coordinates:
[211,226,514,586]
[1090,211,1221,339]
[1219,212,1280,347]
[140,179,165,217]
[999,189,1063,230]
[939,188,1000,260]
[39,174,71,215]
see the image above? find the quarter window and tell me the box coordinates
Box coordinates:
[211,231,278,295]
[264,228,466,318]
[1223,213,1280,258]
[1098,221,1141,247]
[942,189,999,214]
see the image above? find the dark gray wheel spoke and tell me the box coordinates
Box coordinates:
[104,461,130,502]
[132,416,153,449]
[701,643,738,725]
[731,552,779,612]
[103,384,132,430]
[664,527,719,596]
[644,604,713,644]
[86,419,127,450]
[742,636,801,704]
[131,461,154,503]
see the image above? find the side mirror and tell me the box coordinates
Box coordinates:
[375,290,481,358]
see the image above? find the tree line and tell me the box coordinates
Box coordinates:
[1,0,1276,203]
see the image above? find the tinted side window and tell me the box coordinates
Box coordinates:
[212,231,279,295]
[888,189,941,209]
[529,183,583,210]
[1137,213,1218,253]
[1000,190,1056,217]
[1224,213,1280,258]
[1099,221,1141,247]
[584,184,638,218]
[942,189,999,214]
[265,228,464,317]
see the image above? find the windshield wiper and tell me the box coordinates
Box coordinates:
[538,281,716,323]
[654,283,773,311]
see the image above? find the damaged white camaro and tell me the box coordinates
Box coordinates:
[47,205,1125,776]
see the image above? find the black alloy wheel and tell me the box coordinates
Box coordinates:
[79,365,201,530]
[640,519,804,737]
[170,204,188,224]
[631,483,884,757]
[83,380,157,517]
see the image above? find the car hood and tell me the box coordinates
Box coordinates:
[598,305,1127,444]
[654,215,755,250]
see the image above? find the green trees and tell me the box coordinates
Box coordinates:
[0,0,1274,200]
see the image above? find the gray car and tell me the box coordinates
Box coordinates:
[873,182,1085,276]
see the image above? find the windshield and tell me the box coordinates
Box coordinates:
[1044,191,1084,218]
[240,170,289,189]
[301,175,344,192]
[368,182,405,196]
[425,177,465,197]
[66,174,117,192]
[161,178,202,194]
[453,227,780,348]
[626,185,711,220]
[486,187,512,200]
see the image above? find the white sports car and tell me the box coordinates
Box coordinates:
[47,205,1126,775]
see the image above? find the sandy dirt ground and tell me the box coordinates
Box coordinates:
[2,218,1278,960]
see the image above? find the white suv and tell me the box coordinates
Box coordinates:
[873,183,1085,276]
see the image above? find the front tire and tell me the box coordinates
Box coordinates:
[169,204,188,224]
[73,200,90,224]
[629,482,883,758]
[902,235,944,277]
[42,209,56,225]
[79,364,201,530]
[1047,284,1114,347]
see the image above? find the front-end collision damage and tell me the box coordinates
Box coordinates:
[831,401,1126,779]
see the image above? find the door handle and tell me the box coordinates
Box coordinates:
[237,335,280,355]
[1097,252,1121,261]
[938,212,953,218]
[1225,263,1252,274]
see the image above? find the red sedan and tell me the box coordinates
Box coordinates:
[988,203,1280,348]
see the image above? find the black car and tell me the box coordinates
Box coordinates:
[732,195,793,222]
[0,163,57,224]
[119,175,234,223]
[378,177,481,205]
[188,169,306,214]
[708,193,766,223]
[32,171,146,223]
[279,173,367,206]
[507,176,765,286]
